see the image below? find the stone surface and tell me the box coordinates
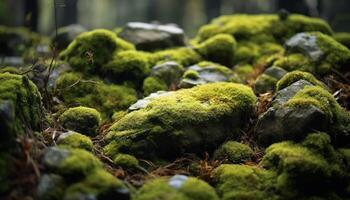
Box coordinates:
[119,22,186,51]
[150,61,184,85]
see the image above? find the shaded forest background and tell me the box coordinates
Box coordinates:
[0,0,350,36]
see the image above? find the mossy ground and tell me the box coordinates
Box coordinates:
[1,13,350,200]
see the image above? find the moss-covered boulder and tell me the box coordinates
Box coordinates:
[57,131,94,151]
[40,146,130,200]
[153,47,202,67]
[59,106,101,136]
[104,82,257,160]
[212,164,278,200]
[179,61,236,88]
[213,141,254,164]
[60,29,135,75]
[0,73,42,146]
[274,32,350,74]
[262,133,349,199]
[134,175,219,200]
[195,34,236,67]
[195,14,332,64]
[256,72,350,146]
[55,72,137,117]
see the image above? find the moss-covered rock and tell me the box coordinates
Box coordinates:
[0,73,42,144]
[104,82,257,160]
[195,34,236,67]
[212,164,278,200]
[262,135,349,198]
[142,76,168,96]
[102,50,151,87]
[257,80,350,146]
[213,141,254,163]
[63,169,129,200]
[57,131,94,151]
[276,70,325,91]
[179,61,236,88]
[59,106,101,136]
[55,72,137,117]
[42,147,103,180]
[134,175,219,200]
[36,174,66,200]
[60,29,135,74]
[113,154,139,169]
[150,61,184,85]
[276,32,350,74]
[153,47,202,67]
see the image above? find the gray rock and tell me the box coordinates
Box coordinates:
[36,174,66,200]
[119,22,186,51]
[256,105,329,146]
[272,79,314,107]
[151,61,184,85]
[52,24,87,51]
[264,66,288,79]
[285,32,324,61]
[179,63,233,88]
[42,147,70,170]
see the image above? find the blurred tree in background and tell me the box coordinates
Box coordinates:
[0,0,349,36]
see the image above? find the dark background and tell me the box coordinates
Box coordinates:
[0,0,349,36]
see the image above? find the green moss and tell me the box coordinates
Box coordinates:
[134,176,219,200]
[0,73,42,138]
[261,138,349,198]
[195,34,236,67]
[113,153,139,169]
[104,82,257,160]
[142,77,168,96]
[59,106,101,136]
[312,32,350,73]
[183,70,200,80]
[111,111,128,123]
[60,29,135,74]
[276,71,325,91]
[212,164,278,200]
[213,141,254,163]
[55,72,137,117]
[63,169,127,200]
[273,53,313,72]
[153,47,202,67]
[102,50,150,87]
[196,14,332,43]
[57,131,93,151]
[334,32,350,49]
[0,67,21,74]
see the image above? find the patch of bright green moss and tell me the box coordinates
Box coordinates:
[113,154,139,169]
[57,131,93,151]
[153,47,202,67]
[102,50,151,87]
[212,164,278,200]
[183,69,200,80]
[195,34,236,67]
[60,29,135,74]
[63,169,127,200]
[104,82,257,160]
[142,76,168,96]
[273,53,313,72]
[0,73,42,137]
[59,106,101,136]
[134,176,219,200]
[55,72,137,117]
[213,141,254,164]
[276,71,325,91]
